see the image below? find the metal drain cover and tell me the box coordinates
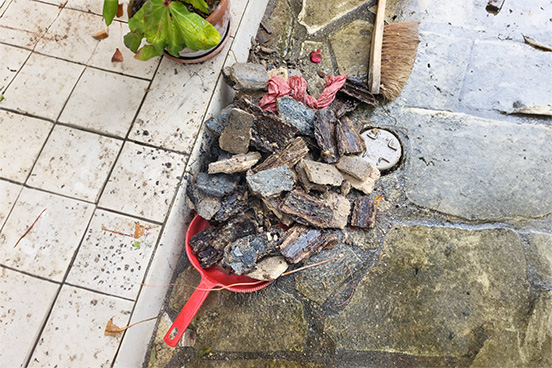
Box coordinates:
[360,128,402,171]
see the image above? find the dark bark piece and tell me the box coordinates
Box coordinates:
[338,77,379,107]
[252,137,308,174]
[314,109,339,164]
[208,152,262,174]
[247,165,295,198]
[189,215,258,268]
[279,225,339,264]
[196,172,239,197]
[262,198,294,226]
[214,188,250,223]
[336,116,366,156]
[330,98,358,118]
[280,189,334,228]
[235,97,299,153]
[350,196,377,229]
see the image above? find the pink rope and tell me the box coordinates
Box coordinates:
[258,74,348,113]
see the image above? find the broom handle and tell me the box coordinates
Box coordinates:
[369,0,386,94]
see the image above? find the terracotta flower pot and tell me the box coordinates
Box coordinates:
[164,0,232,64]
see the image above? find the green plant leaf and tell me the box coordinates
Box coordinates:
[124,31,144,53]
[127,0,221,60]
[182,0,210,14]
[0,94,4,102]
[135,44,165,61]
[103,0,119,26]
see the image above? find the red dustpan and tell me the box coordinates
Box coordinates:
[164,215,273,347]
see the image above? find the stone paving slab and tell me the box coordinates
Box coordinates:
[460,39,552,113]
[325,226,533,358]
[402,108,552,220]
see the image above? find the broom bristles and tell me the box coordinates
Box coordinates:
[380,21,420,101]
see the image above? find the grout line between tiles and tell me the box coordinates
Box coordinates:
[64,282,137,303]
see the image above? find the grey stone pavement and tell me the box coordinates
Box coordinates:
[148,0,552,367]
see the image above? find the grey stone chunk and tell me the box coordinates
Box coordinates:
[196,172,239,197]
[208,152,262,174]
[219,108,255,154]
[295,243,361,305]
[186,184,222,221]
[192,286,307,351]
[336,155,374,181]
[325,226,533,358]
[246,166,295,198]
[245,256,289,281]
[460,40,552,113]
[397,31,472,111]
[525,233,552,287]
[222,233,280,275]
[205,104,235,136]
[277,96,315,137]
[302,159,343,186]
[223,63,269,91]
[404,109,552,220]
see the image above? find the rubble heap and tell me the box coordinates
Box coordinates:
[186,64,382,281]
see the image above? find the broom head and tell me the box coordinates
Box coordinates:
[380,21,420,101]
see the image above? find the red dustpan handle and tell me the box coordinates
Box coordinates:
[164,277,216,347]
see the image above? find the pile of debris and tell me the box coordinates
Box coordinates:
[186,63,382,281]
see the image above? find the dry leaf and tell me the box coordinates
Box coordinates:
[105,316,158,337]
[134,222,146,238]
[116,3,124,17]
[523,35,552,52]
[105,317,125,336]
[92,30,109,40]
[112,48,124,63]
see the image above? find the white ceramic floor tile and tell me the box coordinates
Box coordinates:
[114,180,192,368]
[87,20,160,79]
[0,188,94,281]
[0,0,61,48]
[229,0,250,38]
[67,209,161,300]
[28,285,133,368]
[0,267,59,368]
[0,180,21,229]
[0,111,52,183]
[129,44,229,153]
[0,44,30,92]
[59,68,149,138]
[28,125,122,202]
[35,8,107,64]
[99,142,187,222]
[66,0,130,21]
[229,0,270,63]
[1,53,84,120]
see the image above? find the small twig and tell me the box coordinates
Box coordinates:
[282,256,342,276]
[337,263,355,307]
[13,208,47,248]
[101,225,133,238]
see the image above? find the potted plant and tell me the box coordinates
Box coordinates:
[102,0,231,63]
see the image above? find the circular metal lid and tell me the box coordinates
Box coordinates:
[359,128,402,171]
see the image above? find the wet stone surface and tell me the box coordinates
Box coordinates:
[325,226,534,359]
